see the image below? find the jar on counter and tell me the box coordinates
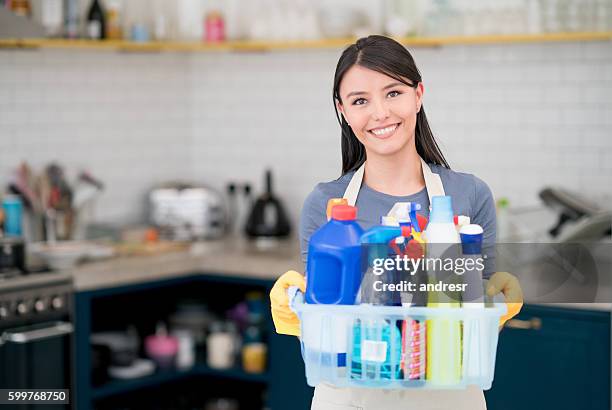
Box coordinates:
[206,321,237,369]
[242,342,267,373]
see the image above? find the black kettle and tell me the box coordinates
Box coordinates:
[245,169,291,238]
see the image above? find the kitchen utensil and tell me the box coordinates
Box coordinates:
[242,342,267,374]
[207,321,237,370]
[172,329,195,369]
[113,241,189,257]
[245,169,291,238]
[145,322,178,369]
[29,240,115,271]
[149,183,227,240]
[90,330,139,367]
[539,187,611,240]
[2,195,23,236]
[108,359,155,379]
[168,300,213,346]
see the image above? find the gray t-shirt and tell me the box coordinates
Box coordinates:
[299,163,497,277]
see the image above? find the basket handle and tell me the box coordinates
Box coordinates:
[288,286,304,314]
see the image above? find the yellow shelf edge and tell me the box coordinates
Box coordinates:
[0,32,610,52]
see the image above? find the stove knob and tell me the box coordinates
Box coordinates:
[51,296,64,310]
[16,301,29,315]
[0,305,8,319]
[34,299,46,313]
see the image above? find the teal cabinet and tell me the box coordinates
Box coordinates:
[485,305,610,410]
[74,274,313,410]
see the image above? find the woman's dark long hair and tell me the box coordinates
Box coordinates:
[333,35,450,174]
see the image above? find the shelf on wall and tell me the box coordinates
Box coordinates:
[0,32,611,53]
[91,365,269,400]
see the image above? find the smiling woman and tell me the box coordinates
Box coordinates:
[269,35,523,410]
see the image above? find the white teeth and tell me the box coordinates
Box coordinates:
[370,124,398,136]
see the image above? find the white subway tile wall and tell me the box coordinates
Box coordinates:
[0,50,192,224]
[1,41,611,226]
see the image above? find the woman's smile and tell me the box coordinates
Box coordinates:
[367,122,401,139]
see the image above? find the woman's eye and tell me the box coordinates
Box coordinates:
[388,90,401,98]
[352,98,367,106]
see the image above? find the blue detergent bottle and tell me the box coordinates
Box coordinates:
[305,205,364,305]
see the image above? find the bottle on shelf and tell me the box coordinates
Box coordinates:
[63,0,79,39]
[105,0,122,39]
[86,0,106,40]
[38,0,64,37]
[10,0,32,18]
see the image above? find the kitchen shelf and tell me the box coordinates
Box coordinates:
[91,365,268,400]
[0,32,611,53]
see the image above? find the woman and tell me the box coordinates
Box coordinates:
[270,35,523,410]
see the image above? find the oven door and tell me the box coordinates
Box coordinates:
[0,321,73,409]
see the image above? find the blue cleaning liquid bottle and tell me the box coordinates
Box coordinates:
[305,205,364,305]
[303,205,364,372]
[351,225,409,381]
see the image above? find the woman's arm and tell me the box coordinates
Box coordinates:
[470,175,523,326]
[271,185,328,337]
[470,175,497,279]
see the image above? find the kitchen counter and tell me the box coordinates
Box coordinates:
[70,237,303,291]
[56,237,610,312]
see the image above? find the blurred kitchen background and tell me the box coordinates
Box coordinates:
[0,0,611,409]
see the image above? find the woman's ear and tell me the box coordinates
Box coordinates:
[416,83,424,113]
[336,101,348,125]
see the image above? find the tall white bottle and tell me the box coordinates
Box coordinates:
[424,196,459,244]
[424,195,461,384]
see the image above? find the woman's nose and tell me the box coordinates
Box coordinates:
[371,99,390,121]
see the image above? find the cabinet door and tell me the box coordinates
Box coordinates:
[485,305,610,410]
[267,332,314,410]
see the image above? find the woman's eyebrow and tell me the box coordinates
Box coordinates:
[345,82,410,98]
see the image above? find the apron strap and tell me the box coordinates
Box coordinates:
[343,163,365,207]
[342,157,446,210]
[419,157,445,207]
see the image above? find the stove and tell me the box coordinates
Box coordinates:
[0,272,73,409]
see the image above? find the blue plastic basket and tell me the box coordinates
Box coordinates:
[290,290,506,390]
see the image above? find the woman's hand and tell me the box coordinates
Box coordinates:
[486,271,524,328]
[270,270,306,336]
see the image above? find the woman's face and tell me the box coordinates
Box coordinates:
[337,65,423,158]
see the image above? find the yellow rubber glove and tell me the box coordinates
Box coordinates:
[486,271,524,328]
[270,270,306,336]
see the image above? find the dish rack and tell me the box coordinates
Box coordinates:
[290,289,506,390]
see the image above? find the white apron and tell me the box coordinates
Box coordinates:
[311,158,487,410]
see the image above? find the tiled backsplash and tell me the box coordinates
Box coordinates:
[1,41,611,226]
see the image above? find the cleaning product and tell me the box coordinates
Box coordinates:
[305,204,363,305]
[424,196,462,385]
[401,317,425,382]
[388,202,422,232]
[303,205,363,372]
[459,224,485,305]
[351,224,409,381]
[388,218,426,383]
[424,196,459,244]
[459,224,487,381]
[326,198,348,221]
[351,318,402,381]
[454,215,471,233]
[357,224,410,305]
